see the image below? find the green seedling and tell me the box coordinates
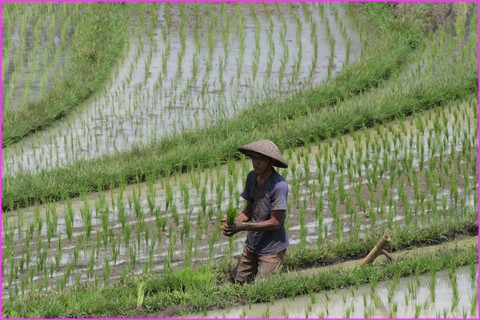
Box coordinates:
[226,207,237,226]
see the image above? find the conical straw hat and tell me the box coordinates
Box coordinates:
[238,139,288,168]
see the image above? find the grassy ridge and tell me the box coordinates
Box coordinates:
[2,4,477,318]
[2,4,477,213]
[3,22,477,211]
[3,212,476,317]
[2,3,128,148]
[2,3,428,211]
[283,214,478,270]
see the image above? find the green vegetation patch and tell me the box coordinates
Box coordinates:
[4,238,476,317]
[2,3,439,211]
[3,212,476,318]
[2,3,128,147]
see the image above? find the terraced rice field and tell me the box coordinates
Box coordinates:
[1,2,478,318]
[3,2,361,174]
[2,3,78,110]
[197,256,478,318]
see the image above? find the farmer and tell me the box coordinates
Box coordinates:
[221,139,289,284]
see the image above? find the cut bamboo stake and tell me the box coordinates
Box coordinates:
[361,235,395,266]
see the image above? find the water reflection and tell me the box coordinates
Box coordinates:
[197,266,478,318]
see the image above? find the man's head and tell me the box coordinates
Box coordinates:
[237,139,288,169]
[250,152,274,175]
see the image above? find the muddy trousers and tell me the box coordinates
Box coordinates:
[232,248,286,284]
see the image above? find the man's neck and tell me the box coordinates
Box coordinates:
[256,168,273,186]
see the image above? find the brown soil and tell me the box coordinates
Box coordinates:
[389,2,460,33]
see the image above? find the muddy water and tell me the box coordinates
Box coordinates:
[196,265,478,318]
[2,98,476,298]
[3,2,363,175]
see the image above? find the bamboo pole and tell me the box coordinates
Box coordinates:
[361,235,395,266]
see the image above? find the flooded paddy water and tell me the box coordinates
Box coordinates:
[3,2,362,175]
[2,3,78,110]
[1,3,477,317]
[196,264,478,318]
[2,96,476,299]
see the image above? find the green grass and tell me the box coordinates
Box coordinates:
[282,214,478,270]
[3,37,476,211]
[2,3,128,148]
[1,3,477,317]
[6,3,470,211]
[3,212,476,317]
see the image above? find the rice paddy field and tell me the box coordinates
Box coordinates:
[1,2,478,318]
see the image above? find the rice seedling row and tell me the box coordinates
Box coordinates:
[2,94,476,298]
[6,92,475,298]
[2,3,79,111]
[202,265,478,318]
[4,236,476,317]
[5,1,475,208]
[1,3,477,317]
[2,3,129,148]
[1,2,436,212]
[3,2,361,176]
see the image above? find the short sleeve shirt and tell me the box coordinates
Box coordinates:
[240,169,289,254]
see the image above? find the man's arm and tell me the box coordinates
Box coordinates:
[223,210,285,236]
[235,202,252,222]
[241,210,285,231]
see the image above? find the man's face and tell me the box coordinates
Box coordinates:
[251,154,273,175]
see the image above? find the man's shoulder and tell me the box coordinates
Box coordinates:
[270,172,288,192]
[245,170,287,189]
[271,171,286,184]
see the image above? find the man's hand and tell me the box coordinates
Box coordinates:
[221,219,251,237]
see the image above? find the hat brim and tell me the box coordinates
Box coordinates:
[238,148,288,168]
